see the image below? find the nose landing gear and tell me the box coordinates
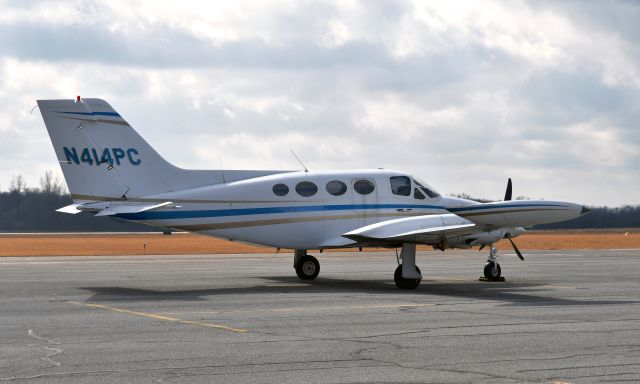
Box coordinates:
[480,245,505,282]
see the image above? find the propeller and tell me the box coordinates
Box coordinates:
[505,233,525,261]
[504,178,512,201]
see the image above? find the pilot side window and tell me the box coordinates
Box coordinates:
[390,176,411,196]
[414,188,425,200]
[272,184,289,196]
[354,179,375,195]
[414,179,441,198]
[326,180,347,196]
[295,181,318,197]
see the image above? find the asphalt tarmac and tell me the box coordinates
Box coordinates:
[1,249,639,383]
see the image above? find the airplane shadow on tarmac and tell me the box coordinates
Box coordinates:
[80,275,636,307]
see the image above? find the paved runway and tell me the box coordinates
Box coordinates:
[1,249,639,383]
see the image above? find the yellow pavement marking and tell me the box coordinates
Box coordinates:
[541,284,576,289]
[158,303,436,315]
[66,301,247,333]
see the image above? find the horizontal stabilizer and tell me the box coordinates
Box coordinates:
[56,204,82,214]
[95,201,173,216]
[343,213,475,244]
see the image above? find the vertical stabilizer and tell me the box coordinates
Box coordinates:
[38,98,284,202]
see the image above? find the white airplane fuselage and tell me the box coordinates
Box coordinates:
[104,169,584,250]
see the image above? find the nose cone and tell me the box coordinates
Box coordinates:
[581,206,592,215]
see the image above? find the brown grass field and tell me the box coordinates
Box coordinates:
[0,229,639,257]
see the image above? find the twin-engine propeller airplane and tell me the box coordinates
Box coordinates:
[38,97,591,289]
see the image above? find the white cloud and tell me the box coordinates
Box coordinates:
[0,1,638,206]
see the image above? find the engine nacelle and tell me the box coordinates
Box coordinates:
[445,227,525,249]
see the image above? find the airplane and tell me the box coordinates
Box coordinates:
[37,97,591,289]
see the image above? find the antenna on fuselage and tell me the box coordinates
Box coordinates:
[289,148,309,173]
[219,158,226,183]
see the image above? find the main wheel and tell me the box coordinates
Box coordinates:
[295,255,320,280]
[394,264,422,290]
[484,261,501,279]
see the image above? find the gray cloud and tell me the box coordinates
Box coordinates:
[0,1,639,205]
[520,70,627,126]
[0,22,395,69]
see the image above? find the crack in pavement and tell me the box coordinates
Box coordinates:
[0,358,383,382]
[26,329,64,368]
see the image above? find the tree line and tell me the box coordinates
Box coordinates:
[0,172,638,232]
[0,172,153,232]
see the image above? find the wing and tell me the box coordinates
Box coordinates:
[342,213,476,245]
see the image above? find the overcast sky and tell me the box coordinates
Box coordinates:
[1,0,638,206]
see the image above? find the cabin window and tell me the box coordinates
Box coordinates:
[390,176,411,196]
[272,183,289,196]
[414,178,441,198]
[296,181,318,197]
[414,188,425,200]
[326,180,347,196]
[354,179,375,195]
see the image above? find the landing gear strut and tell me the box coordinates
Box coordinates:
[394,243,422,290]
[293,249,320,280]
[482,245,504,281]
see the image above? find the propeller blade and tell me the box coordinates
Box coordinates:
[504,178,512,201]
[506,233,524,261]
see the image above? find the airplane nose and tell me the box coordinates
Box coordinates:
[580,206,592,215]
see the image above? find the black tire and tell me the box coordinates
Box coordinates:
[394,264,422,290]
[295,255,320,280]
[484,261,501,279]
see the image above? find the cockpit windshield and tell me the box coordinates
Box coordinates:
[412,177,441,198]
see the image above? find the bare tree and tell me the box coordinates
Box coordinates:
[9,174,27,194]
[39,170,65,195]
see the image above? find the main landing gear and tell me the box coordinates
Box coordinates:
[394,243,422,290]
[293,249,320,280]
[481,245,505,281]
[293,246,423,290]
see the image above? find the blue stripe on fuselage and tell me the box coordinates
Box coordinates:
[114,202,568,221]
[115,204,444,221]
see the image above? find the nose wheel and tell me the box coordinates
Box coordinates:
[480,245,505,282]
[483,261,501,279]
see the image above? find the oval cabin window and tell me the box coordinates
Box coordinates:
[326,180,347,196]
[296,181,318,197]
[354,179,375,195]
[272,183,289,196]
